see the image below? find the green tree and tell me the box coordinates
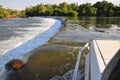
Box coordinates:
[113,6,120,16]
[59,2,68,10]
[68,3,79,11]
[1,1,120,18]
[68,11,78,16]
[25,7,33,17]
[93,1,115,16]
[78,3,97,16]
[45,5,53,16]
[20,10,26,17]
[106,3,114,16]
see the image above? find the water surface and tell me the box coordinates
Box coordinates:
[2,17,120,80]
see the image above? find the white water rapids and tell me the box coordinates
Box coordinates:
[0,17,62,77]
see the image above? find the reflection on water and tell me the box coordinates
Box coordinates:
[64,17,120,36]
[66,17,120,27]
[6,17,120,80]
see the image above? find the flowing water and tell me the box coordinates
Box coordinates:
[0,17,62,79]
[0,17,120,80]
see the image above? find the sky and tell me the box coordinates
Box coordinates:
[0,0,120,10]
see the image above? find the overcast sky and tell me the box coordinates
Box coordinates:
[0,0,120,10]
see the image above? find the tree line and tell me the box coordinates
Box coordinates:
[25,1,120,17]
[0,1,120,19]
[0,6,25,19]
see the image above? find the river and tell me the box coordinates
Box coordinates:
[0,17,62,79]
[0,17,120,80]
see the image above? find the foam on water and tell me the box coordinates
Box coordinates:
[0,17,62,76]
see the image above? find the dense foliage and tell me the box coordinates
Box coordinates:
[25,2,79,17]
[0,1,120,19]
[0,6,25,19]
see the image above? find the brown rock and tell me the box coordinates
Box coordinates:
[5,59,25,71]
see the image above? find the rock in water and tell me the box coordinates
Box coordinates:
[5,59,25,71]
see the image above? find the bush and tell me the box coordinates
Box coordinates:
[68,11,78,17]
